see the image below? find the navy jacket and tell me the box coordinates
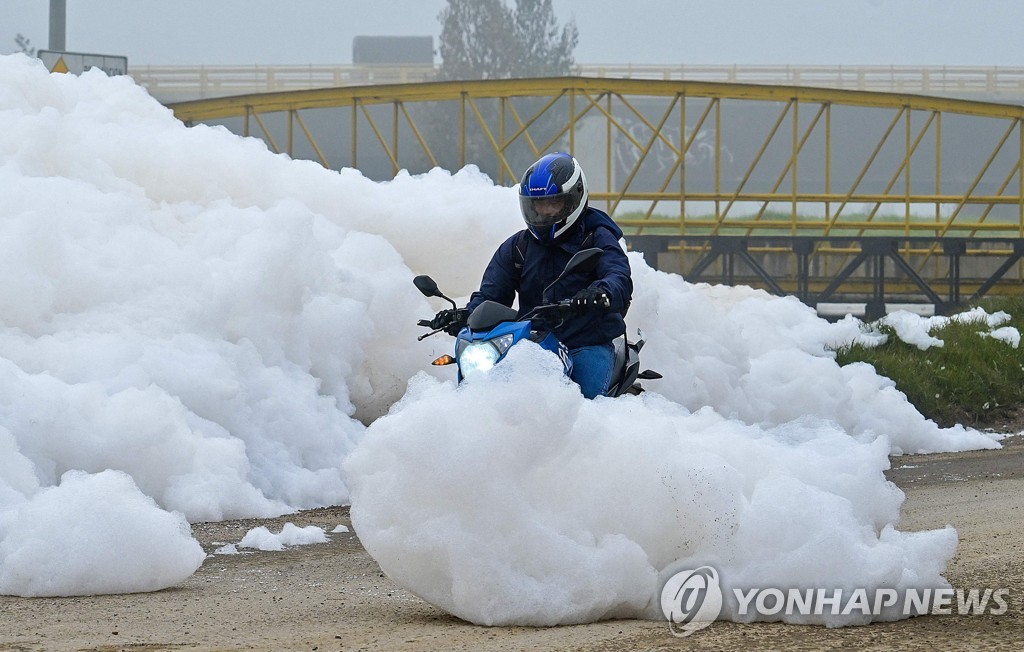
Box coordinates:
[466,208,632,348]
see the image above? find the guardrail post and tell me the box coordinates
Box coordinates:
[943,239,967,307]
[793,238,815,302]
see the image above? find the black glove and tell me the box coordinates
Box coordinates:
[430,308,469,335]
[569,287,610,313]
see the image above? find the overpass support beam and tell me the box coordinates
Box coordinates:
[688,237,786,296]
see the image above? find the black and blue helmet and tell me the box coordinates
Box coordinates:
[518,152,588,244]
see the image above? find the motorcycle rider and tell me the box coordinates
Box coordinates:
[431,152,632,398]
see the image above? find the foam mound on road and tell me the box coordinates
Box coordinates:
[346,345,958,626]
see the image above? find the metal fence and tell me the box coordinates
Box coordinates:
[134,64,1024,103]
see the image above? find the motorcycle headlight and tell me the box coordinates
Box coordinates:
[457,334,517,376]
[490,333,515,356]
[459,341,501,375]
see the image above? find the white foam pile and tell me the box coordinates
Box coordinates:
[213,522,334,555]
[346,345,959,625]
[0,470,204,596]
[863,307,1021,350]
[237,523,329,551]
[0,54,1008,625]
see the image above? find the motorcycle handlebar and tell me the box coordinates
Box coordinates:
[536,294,609,316]
[416,318,448,341]
[418,294,609,336]
[523,301,576,322]
[417,326,445,341]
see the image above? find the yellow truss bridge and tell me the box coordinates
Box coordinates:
[169,77,1024,316]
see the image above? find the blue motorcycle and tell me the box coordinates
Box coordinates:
[414,248,660,397]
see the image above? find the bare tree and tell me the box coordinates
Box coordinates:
[408,1,579,177]
[438,0,515,80]
[14,33,37,57]
[509,0,578,78]
[437,0,578,80]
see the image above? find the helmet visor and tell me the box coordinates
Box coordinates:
[519,191,579,228]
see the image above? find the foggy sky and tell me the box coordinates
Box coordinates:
[2,0,1021,67]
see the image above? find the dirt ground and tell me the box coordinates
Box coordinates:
[1,435,1021,652]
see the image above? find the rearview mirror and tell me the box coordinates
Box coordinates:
[413,275,440,298]
[542,247,605,303]
[562,247,604,276]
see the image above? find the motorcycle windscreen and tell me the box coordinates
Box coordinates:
[467,300,519,332]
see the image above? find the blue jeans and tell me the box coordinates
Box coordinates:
[569,343,615,399]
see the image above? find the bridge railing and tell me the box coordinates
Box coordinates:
[579,64,1024,97]
[132,64,439,102]
[135,64,1024,103]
